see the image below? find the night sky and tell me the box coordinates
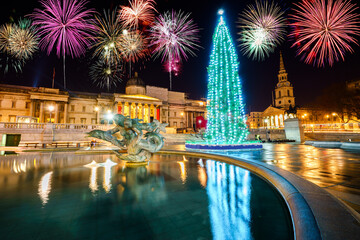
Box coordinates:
[1,0,360,112]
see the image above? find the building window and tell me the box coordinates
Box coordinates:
[9,115,16,122]
[278,101,281,105]
[91,118,96,124]
[82,106,86,112]
[80,118,86,124]
[288,100,291,103]
[12,101,16,108]
[25,102,31,109]
[174,121,177,127]
[69,118,75,123]
[287,90,290,96]
[278,91,281,98]
[71,105,75,111]
[174,112,176,117]
[0,115,2,121]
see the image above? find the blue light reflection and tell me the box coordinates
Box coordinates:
[206,160,251,240]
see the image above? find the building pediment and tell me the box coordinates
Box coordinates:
[262,106,285,116]
[115,94,162,105]
[29,92,69,102]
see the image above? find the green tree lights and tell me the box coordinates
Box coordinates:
[205,12,249,144]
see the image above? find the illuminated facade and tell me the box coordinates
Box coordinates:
[249,53,359,130]
[0,73,206,130]
[250,52,297,129]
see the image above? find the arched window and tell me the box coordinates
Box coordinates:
[279,91,281,98]
[287,90,290,96]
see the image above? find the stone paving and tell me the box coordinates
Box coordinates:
[164,143,360,215]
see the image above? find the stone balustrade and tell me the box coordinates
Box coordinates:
[0,122,110,132]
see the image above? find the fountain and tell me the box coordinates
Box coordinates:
[88,114,167,165]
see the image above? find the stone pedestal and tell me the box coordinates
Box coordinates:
[284,118,304,143]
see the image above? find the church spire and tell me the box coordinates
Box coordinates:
[279,51,286,74]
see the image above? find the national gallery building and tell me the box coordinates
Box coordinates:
[0,72,206,131]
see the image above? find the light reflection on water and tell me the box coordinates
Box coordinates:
[222,143,360,191]
[0,152,293,240]
[206,160,251,240]
[38,171,53,205]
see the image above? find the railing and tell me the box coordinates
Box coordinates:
[303,123,360,133]
[0,122,111,131]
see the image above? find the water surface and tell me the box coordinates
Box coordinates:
[0,152,293,240]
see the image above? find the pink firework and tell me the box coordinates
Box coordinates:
[150,10,200,62]
[290,0,360,67]
[118,0,157,29]
[30,0,95,88]
[31,0,94,58]
[149,10,200,90]
[164,59,181,76]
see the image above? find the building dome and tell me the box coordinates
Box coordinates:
[125,72,146,95]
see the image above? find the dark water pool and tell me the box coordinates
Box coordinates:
[0,152,293,240]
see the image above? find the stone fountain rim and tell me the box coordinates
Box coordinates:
[157,150,360,240]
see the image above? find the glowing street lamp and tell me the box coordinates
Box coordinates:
[48,105,54,123]
[94,106,99,124]
[106,110,113,124]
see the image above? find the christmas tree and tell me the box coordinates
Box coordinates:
[205,10,249,144]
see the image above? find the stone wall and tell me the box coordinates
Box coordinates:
[305,132,360,142]
[248,129,286,141]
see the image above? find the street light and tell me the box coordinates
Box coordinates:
[94,106,99,124]
[48,105,54,123]
[106,110,113,124]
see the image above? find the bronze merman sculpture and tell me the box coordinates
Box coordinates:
[88,114,168,163]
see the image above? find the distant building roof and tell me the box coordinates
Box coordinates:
[126,72,145,88]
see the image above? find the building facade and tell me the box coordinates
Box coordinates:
[260,52,297,129]
[249,52,357,131]
[0,73,206,131]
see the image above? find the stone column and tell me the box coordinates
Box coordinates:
[142,104,145,121]
[120,102,124,115]
[29,101,34,117]
[64,103,68,123]
[159,106,162,122]
[39,101,44,123]
[135,103,138,119]
[113,101,118,114]
[54,102,59,123]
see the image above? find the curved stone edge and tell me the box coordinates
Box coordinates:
[157,150,327,240]
[185,143,263,150]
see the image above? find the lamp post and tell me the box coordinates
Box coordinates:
[264,118,269,142]
[181,112,184,131]
[94,106,99,124]
[106,110,113,125]
[48,105,54,123]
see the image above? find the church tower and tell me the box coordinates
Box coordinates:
[274,52,295,109]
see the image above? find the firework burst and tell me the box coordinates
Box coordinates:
[238,0,286,61]
[290,0,360,67]
[164,59,181,76]
[119,30,148,63]
[0,24,14,54]
[90,59,123,90]
[9,20,38,61]
[0,23,24,74]
[149,10,200,89]
[30,0,95,88]
[118,0,157,29]
[91,9,123,65]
